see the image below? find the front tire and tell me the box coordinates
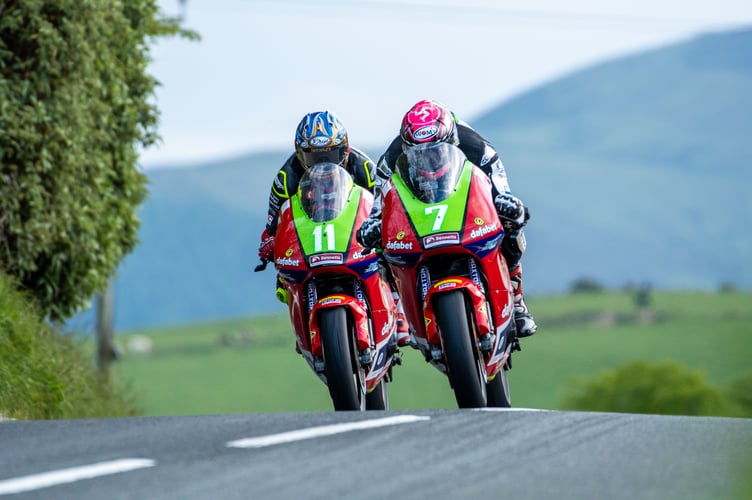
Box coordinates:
[434,290,486,408]
[320,307,364,411]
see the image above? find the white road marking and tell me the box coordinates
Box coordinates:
[476,407,550,412]
[0,458,155,495]
[227,415,431,449]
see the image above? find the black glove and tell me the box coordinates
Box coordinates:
[494,193,529,230]
[357,218,382,250]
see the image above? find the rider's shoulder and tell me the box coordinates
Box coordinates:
[348,146,374,164]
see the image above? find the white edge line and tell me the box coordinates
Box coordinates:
[476,407,551,412]
[227,414,431,449]
[0,458,156,496]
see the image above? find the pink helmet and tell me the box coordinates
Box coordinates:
[400,99,458,148]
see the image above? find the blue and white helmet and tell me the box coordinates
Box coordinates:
[294,111,350,169]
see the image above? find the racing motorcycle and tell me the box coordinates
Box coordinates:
[256,163,399,411]
[379,142,519,408]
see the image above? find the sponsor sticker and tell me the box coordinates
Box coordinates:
[470,223,498,239]
[419,266,430,299]
[396,231,406,241]
[285,248,294,257]
[422,232,460,248]
[436,278,462,290]
[310,136,331,147]
[276,257,301,267]
[309,253,344,267]
[352,248,374,260]
[501,302,511,319]
[320,295,346,306]
[386,240,413,250]
[413,125,439,141]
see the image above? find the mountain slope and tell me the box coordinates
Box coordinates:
[79,27,751,331]
[473,26,751,294]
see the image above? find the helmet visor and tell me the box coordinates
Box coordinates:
[301,147,348,169]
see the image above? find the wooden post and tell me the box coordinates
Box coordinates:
[96,280,116,382]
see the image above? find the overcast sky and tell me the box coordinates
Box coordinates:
[143,0,752,168]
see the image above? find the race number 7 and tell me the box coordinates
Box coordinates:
[424,204,448,231]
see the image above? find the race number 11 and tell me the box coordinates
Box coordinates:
[313,224,335,251]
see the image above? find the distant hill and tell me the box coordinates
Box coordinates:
[73,27,752,332]
[472,26,751,297]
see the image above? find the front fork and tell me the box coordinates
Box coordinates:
[421,269,513,377]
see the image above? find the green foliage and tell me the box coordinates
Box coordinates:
[0,0,192,321]
[113,291,752,416]
[561,361,733,416]
[569,277,605,294]
[726,374,752,417]
[0,271,139,419]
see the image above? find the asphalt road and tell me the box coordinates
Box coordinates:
[1,409,750,499]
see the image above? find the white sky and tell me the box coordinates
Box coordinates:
[142,0,752,168]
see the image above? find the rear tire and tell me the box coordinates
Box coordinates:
[434,290,486,408]
[365,379,388,410]
[320,307,363,411]
[486,367,511,407]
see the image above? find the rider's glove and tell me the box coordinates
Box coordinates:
[258,228,275,262]
[494,193,529,230]
[357,218,382,250]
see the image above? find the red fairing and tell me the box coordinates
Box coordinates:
[273,192,397,393]
[381,167,515,380]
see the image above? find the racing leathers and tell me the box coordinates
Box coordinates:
[357,120,537,337]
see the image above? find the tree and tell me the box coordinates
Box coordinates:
[0,1,194,321]
[561,361,731,416]
[569,276,605,294]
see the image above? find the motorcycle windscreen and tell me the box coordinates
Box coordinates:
[395,142,466,203]
[298,162,354,222]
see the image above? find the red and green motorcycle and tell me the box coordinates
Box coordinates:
[257,163,399,411]
[380,142,519,408]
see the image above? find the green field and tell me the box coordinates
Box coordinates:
[113,291,752,416]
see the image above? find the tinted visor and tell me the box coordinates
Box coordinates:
[301,146,348,169]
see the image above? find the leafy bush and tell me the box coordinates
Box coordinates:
[0,271,139,419]
[0,1,190,321]
[562,361,732,416]
[569,277,605,294]
[726,374,752,417]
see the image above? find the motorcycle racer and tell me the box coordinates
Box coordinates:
[356,99,537,337]
[257,110,411,346]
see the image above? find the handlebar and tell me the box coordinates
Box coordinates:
[254,260,269,272]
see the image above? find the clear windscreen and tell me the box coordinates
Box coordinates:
[395,142,466,203]
[298,162,353,222]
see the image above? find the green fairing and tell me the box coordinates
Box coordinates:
[391,161,473,237]
[290,186,362,256]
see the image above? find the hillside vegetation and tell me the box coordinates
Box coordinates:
[0,272,138,419]
[112,290,752,416]
[77,26,752,332]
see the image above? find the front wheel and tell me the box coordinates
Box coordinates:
[434,290,487,408]
[320,307,365,411]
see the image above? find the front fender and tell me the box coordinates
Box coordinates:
[422,277,490,346]
[308,295,370,357]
